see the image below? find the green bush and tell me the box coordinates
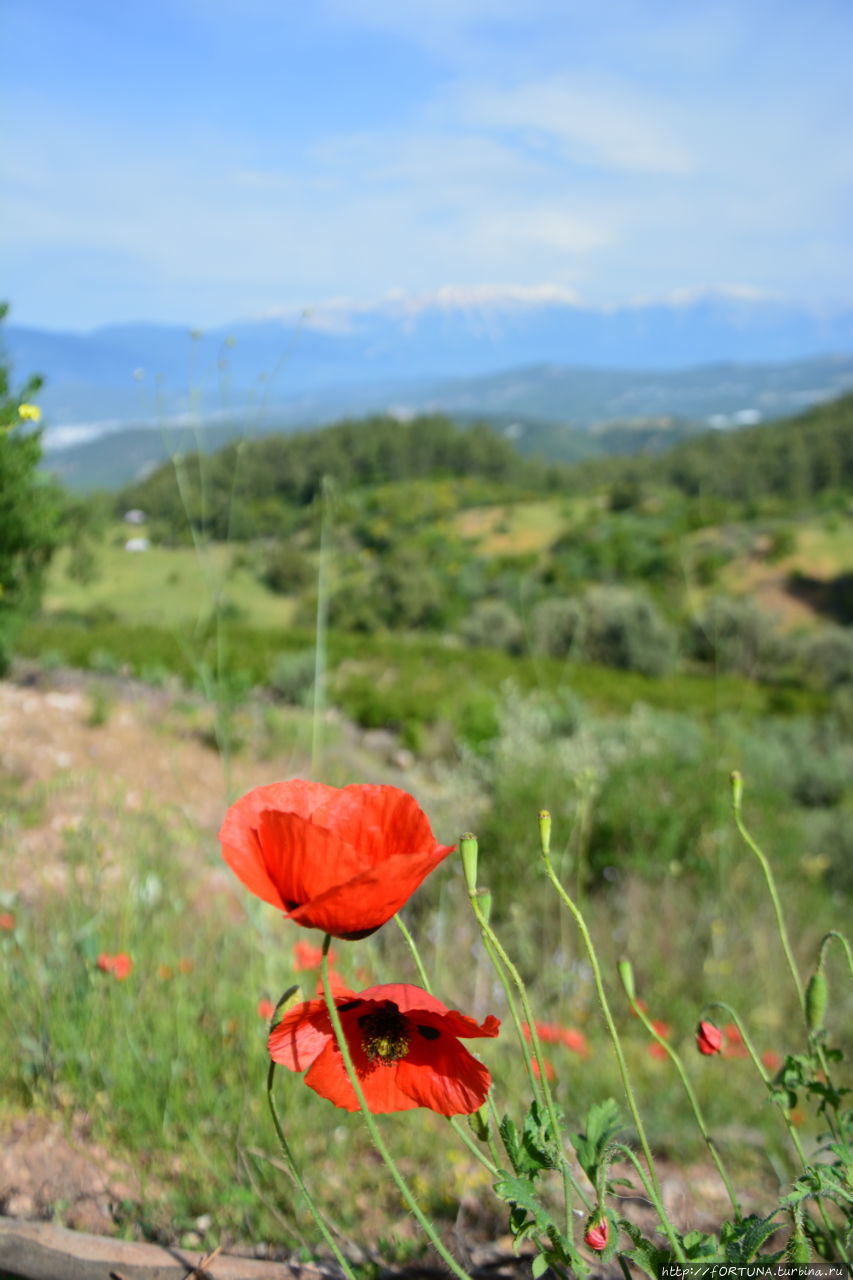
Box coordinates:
[687,595,788,680]
[260,543,315,594]
[269,649,316,704]
[575,585,677,676]
[530,597,584,658]
[459,599,525,654]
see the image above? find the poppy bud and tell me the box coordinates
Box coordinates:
[730,770,743,808]
[584,1216,608,1251]
[805,969,827,1033]
[696,1020,722,1056]
[460,833,479,895]
[617,959,635,1001]
[538,809,551,858]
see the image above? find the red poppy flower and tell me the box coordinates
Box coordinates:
[560,1028,589,1057]
[111,952,133,980]
[585,1217,609,1251]
[532,1055,556,1082]
[220,780,455,940]
[96,952,113,972]
[722,1022,748,1058]
[257,998,276,1020]
[647,1042,668,1060]
[314,968,351,998]
[268,982,499,1115]
[696,1020,722,1056]
[0,912,15,931]
[293,939,334,971]
[761,1049,782,1073]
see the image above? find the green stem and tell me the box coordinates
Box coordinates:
[540,855,666,1217]
[393,915,499,1177]
[633,1003,740,1218]
[731,773,804,1013]
[467,894,589,1234]
[319,939,475,1280]
[818,930,853,985]
[703,1002,849,1266]
[612,1144,688,1264]
[266,1061,358,1280]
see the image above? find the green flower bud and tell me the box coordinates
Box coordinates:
[805,968,828,1033]
[730,770,743,808]
[617,959,635,1001]
[460,833,478,896]
[538,809,552,858]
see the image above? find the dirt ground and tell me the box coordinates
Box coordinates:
[0,664,780,1265]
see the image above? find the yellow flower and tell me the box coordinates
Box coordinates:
[18,403,42,422]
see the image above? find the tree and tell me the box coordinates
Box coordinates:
[0,304,62,673]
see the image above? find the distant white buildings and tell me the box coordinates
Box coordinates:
[125,538,150,552]
[124,509,146,524]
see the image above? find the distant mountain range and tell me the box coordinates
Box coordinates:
[5,288,853,489]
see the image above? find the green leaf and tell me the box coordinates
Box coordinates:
[570,1098,623,1182]
[720,1212,783,1263]
[531,1252,549,1278]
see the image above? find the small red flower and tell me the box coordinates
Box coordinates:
[293,939,334,971]
[647,1042,668,1060]
[158,964,173,980]
[111,952,132,980]
[585,1217,609,1251]
[257,998,276,1020]
[560,1027,589,1056]
[761,1049,782,1073]
[220,781,455,940]
[314,968,351,998]
[532,1055,556,1081]
[178,957,194,974]
[696,1020,723,1055]
[97,952,132,980]
[650,1019,671,1038]
[268,981,499,1115]
[0,912,15,931]
[723,1022,748,1058]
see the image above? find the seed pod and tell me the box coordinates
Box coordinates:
[617,959,635,1001]
[805,968,828,1033]
[460,833,479,896]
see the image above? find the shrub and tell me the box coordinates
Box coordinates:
[577,585,677,677]
[458,599,525,655]
[530,597,584,658]
[269,650,316,705]
[687,595,787,680]
[261,543,315,595]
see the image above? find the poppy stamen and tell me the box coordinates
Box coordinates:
[358,1005,411,1064]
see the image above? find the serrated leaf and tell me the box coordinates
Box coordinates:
[570,1098,623,1182]
[721,1212,783,1263]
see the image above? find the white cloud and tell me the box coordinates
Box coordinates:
[456,75,693,175]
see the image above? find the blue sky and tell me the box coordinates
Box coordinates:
[3,0,852,331]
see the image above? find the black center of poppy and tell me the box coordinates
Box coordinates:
[358,1004,411,1064]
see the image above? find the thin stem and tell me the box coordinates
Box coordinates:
[319,939,475,1280]
[540,854,666,1218]
[467,894,589,1233]
[818,930,853,985]
[731,773,804,1013]
[612,1144,688,1264]
[393,915,499,1177]
[702,1002,849,1266]
[311,477,332,778]
[633,1003,740,1218]
[265,1061,358,1280]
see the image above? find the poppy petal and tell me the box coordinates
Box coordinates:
[396,1031,493,1116]
[219,780,341,910]
[268,996,345,1071]
[257,810,367,904]
[309,785,440,868]
[286,845,454,938]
